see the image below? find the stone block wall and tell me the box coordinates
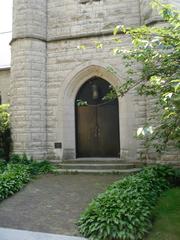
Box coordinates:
[10,0,152,160]
[46,34,145,160]
[140,0,161,24]
[10,0,179,161]
[13,0,47,40]
[140,0,180,25]
[46,0,148,160]
[47,0,140,40]
[0,69,10,103]
[11,39,47,159]
[11,0,47,159]
[140,0,180,162]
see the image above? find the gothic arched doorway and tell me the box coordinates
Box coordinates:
[75,77,120,158]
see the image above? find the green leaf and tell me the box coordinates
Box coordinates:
[113,25,120,35]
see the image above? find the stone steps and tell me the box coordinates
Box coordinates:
[52,159,180,174]
[59,163,142,170]
[55,158,144,174]
[54,168,141,175]
[62,158,142,164]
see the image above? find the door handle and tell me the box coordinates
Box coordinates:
[94,126,99,138]
[94,126,100,137]
[98,127,100,136]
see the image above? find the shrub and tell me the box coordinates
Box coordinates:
[78,165,176,240]
[10,154,55,174]
[0,160,7,174]
[10,153,33,164]
[0,154,56,201]
[173,168,180,186]
[0,163,30,201]
[10,154,55,175]
[0,104,11,161]
[28,160,56,175]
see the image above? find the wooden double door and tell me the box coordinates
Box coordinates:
[75,77,120,158]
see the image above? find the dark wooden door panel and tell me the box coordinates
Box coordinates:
[98,102,120,157]
[76,106,98,157]
[75,77,120,158]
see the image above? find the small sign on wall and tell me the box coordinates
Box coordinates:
[79,0,101,4]
[54,142,62,149]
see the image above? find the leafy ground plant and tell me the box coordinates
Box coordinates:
[0,163,30,201]
[0,154,56,201]
[78,165,177,240]
[9,153,56,175]
[0,104,11,160]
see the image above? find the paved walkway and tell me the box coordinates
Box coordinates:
[0,228,86,240]
[0,174,121,236]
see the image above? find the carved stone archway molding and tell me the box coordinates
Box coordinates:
[56,61,137,160]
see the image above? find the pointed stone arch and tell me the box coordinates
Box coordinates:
[55,62,137,160]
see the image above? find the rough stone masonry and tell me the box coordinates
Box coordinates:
[0,0,179,162]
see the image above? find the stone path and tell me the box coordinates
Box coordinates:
[0,174,121,236]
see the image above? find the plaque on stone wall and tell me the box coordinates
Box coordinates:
[79,0,101,4]
[54,142,62,149]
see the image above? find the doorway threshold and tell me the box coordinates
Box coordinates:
[76,157,121,161]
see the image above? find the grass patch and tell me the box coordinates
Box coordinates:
[147,187,180,240]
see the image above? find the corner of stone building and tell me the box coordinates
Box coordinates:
[139,0,180,25]
[10,0,48,160]
[139,0,159,25]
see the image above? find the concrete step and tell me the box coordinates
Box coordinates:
[62,160,124,164]
[54,168,141,175]
[54,159,144,174]
[59,163,142,170]
[61,160,142,165]
[65,158,121,162]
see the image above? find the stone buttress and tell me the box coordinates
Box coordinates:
[10,0,47,159]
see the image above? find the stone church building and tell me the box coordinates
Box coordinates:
[0,0,179,164]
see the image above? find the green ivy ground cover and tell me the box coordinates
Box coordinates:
[78,165,178,240]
